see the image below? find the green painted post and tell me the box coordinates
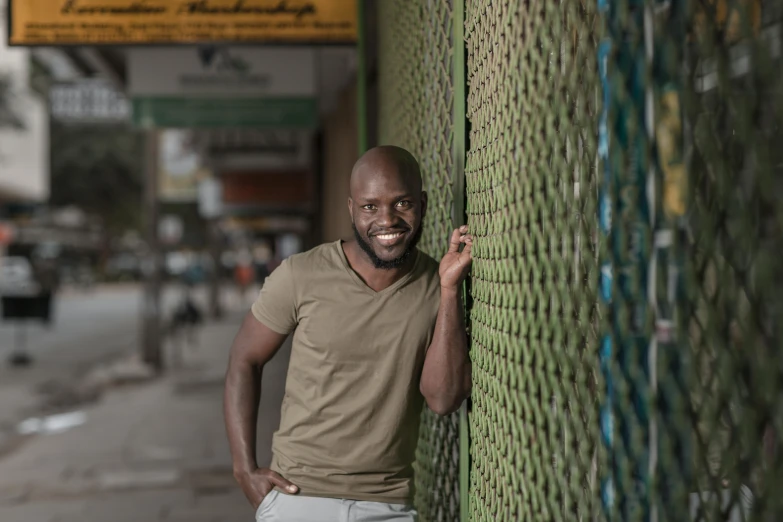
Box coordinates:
[452,0,469,520]
[357,0,368,155]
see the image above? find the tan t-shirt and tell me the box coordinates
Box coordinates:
[251,240,441,504]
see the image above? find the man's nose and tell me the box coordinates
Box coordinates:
[376,207,396,227]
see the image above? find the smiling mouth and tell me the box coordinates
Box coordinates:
[374,232,405,240]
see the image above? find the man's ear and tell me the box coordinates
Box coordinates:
[420,191,428,219]
[347,197,354,222]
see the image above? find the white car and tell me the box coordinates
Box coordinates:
[0,256,41,297]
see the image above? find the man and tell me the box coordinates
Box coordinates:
[224,146,472,521]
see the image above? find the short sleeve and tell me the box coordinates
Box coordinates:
[251,258,298,334]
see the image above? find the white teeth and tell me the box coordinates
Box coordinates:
[377,233,402,240]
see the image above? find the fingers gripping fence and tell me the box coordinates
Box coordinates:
[378,1,461,521]
[375,0,783,520]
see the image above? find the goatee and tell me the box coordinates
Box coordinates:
[352,223,423,270]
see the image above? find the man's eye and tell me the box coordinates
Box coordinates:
[362,205,376,210]
[396,200,411,208]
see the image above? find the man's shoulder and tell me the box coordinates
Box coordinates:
[285,241,341,272]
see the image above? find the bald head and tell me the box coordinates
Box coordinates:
[350,146,422,198]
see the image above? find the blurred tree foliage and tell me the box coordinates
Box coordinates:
[50,122,145,235]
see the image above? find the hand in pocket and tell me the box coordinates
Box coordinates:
[235,467,298,509]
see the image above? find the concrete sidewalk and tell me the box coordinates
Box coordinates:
[0,310,291,522]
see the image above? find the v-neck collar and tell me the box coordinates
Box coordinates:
[336,240,420,297]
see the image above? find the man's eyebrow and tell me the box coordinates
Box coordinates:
[357,193,415,203]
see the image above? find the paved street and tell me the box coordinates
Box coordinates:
[0,283,249,430]
[0,286,288,522]
[0,285,142,385]
[0,283,234,379]
[0,284,147,454]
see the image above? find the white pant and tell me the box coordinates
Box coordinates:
[255,490,418,522]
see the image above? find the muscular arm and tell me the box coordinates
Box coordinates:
[420,286,472,415]
[224,312,297,506]
[420,226,473,416]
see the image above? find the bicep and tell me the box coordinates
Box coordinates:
[230,311,289,367]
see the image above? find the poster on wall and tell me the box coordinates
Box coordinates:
[159,129,210,202]
[7,0,357,46]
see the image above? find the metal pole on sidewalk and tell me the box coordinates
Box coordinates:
[208,217,223,319]
[142,129,163,371]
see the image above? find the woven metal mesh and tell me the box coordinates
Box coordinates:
[375,0,783,520]
[464,0,602,520]
[377,1,460,520]
[681,1,782,520]
[600,0,783,520]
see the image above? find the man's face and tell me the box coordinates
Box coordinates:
[349,165,427,270]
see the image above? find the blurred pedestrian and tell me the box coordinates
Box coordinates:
[233,250,254,306]
[224,146,473,521]
[32,255,59,326]
[252,243,272,286]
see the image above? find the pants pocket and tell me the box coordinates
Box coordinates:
[254,490,279,521]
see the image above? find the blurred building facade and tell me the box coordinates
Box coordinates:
[0,0,366,360]
[0,0,49,208]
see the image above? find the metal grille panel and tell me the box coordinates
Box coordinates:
[464,1,602,519]
[378,1,460,520]
[375,0,783,520]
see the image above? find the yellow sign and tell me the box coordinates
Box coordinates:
[8,0,357,45]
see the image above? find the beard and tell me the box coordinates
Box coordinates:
[352,222,423,270]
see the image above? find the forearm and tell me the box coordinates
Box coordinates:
[224,354,262,475]
[420,286,471,415]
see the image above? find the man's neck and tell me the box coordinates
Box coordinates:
[342,239,417,292]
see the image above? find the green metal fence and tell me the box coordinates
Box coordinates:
[374,0,783,520]
[378,2,462,520]
[600,1,783,520]
[464,0,601,520]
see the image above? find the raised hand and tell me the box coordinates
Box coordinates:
[439,225,473,291]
